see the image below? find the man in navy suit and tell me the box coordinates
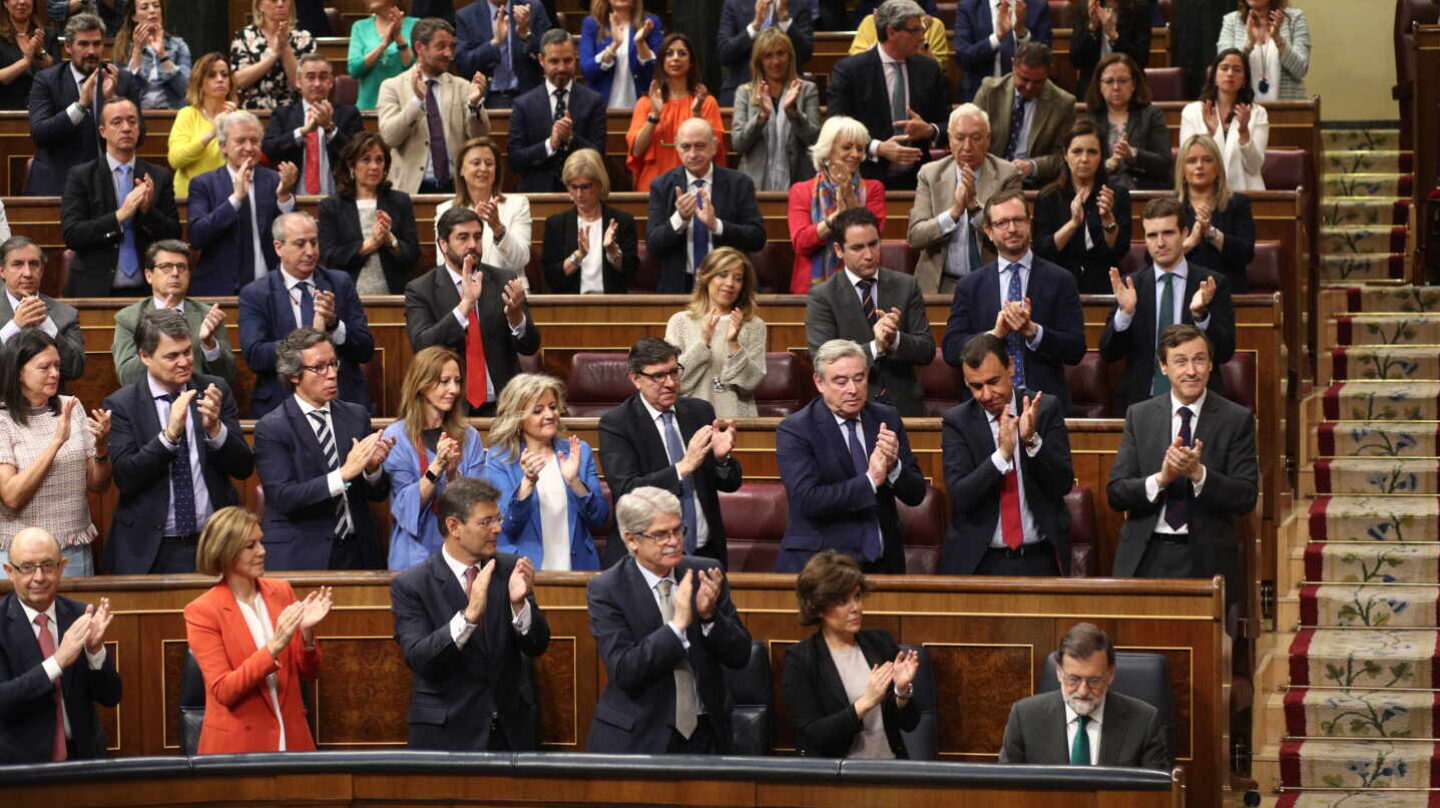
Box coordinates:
[239,212,374,419]
[261,54,365,197]
[252,328,395,571]
[586,486,752,754]
[25,13,143,196]
[715,0,816,105]
[186,111,299,296]
[507,29,606,193]
[0,528,121,763]
[391,477,551,751]
[456,0,552,109]
[953,0,1053,102]
[1100,197,1235,413]
[940,332,1072,576]
[645,118,766,293]
[103,309,253,574]
[824,0,950,191]
[775,338,927,574]
[941,190,1086,415]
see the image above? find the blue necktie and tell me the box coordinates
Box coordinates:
[162,392,198,536]
[1004,92,1026,160]
[297,280,315,330]
[116,164,139,277]
[1164,407,1193,530]
[493,6,515,91]
[845,419,883,561]
[1004,263,1027,389]
[661,411,698,553]
[691,178,709,272]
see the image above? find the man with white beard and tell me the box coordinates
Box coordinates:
[998,623,1171,769]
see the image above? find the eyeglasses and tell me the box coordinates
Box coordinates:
[566,182,595,192]
[9,560,61,577]
[472,513,505,530]
[1099,77,1134,87]
[1061,674,1107,689]
[299,360,341,375]
[636,526,687,543]
[149,262,188,274]
[635,365,684,383]
[988,216,1030,230]
[897,24,926,34]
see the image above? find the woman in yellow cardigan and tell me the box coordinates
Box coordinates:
[168,52,236,197]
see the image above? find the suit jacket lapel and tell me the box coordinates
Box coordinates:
[833,274,866,333]
[1135,269,1157,351]
[95,159,118,210]
[622,556,665,636]
[286,397,326,471]
[1045,692,1073,763]
[812,400,853,479]
[1,595,43,674]
[632,396,669,466]
[1097,696,1125,765]
[811,633,850,713]
[1192,392,1221,449]
[0,290,12,323]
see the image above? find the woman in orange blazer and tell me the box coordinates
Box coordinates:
[183,507,333,754]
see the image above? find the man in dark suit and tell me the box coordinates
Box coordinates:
[187,111,299,296]
[404,206,540,416]
[24,14,143,196]
[261,54,364,198]
[806,207,934,417]
[940,333,1072,575]
[971,42,1076,186]
[715,0,815,105]
[952,0,1052,102]
[253,328,395,571]
[825,0,950,190]
[1000,622,1170,769]
[391,476,551,751]
[1108,323,1257,606]
[0,237,83,380]
[598,338,744,569]
[941,191,1086,414]
[1100,197,1235,413]
[645,118,766,293]
[586,486,753,754]
[456,0,552,109]
[0,528,121,763]
[507,29,606,193]
[776,338,927,574]
[103,309,253,574]
[61,96,181,297]
[112,240,237,388]
[239,212,374,419]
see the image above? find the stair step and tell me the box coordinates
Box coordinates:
[1329,317,1440,347]
[1323,173,1414,198]
[1324,151,1415,175]
[1309,497,1440,542]
[1328,346,1440,382]
[1281,687,1438,739]
[1300,584,1440,628]
[1322,197,1411,228]
[1320,226,1409,255]
[1305,543,1440,583]
[1276,794,1440,808]
[1279,738,1435,788]
[1313,458,1440,495]
[1290,629,1438,689]
[1320,253,1407,283]
[1322,130,1402,151]
[1320,382,1440,421]
[1318,421,1440,457]
[1331,285,1440,314]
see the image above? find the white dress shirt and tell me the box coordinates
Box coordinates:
[227,164,297,282]
[441,544,533,646]
[293,393,382,522]
[639,395,711,550]
[1,289,58,343]
[280,267,348,345]
[668,164,725,275]
[578,214,606,293]
[20,599,107,741]
[233,591,287,751]
[1064,697,1105,765]
[1145,390,1210,534]
[985,396,1044,548]
[150,374,228,535]
[1109,260,1212,335]
[933,163,983,279]
[444,265,530,403]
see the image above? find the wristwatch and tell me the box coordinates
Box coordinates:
[424,467,440,483]
[647,114,661,124]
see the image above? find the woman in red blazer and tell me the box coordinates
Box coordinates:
[183,507,333,754]
[787,115,888,294]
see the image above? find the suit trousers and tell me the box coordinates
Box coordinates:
[328,534,370,571]
[667,714,717,754]
[151,537,199,574]
[975,541,1060,576]
[1135,535,1193,578]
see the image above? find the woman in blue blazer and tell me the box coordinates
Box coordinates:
[579,0,662,109]
[485,373,608,571]
[382,347,488,570]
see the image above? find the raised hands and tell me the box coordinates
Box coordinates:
[1017,391,1043,444]
[232,158,255,203]
[196,383,224,439]
[457,253,483,308]
[12,293,45,328]
[709,418,735,460]
[464,558,497,623]
[298,587,334,638]
[468,72,489,108]
[512,3,533,37]
[277,160,299,198]
[509,556,535,607]
[559,434,583,483]
[491,8,511,44]
[340,430,394,480]
[549,109,574,150]
[893,106,934,143]
[1268,9,1287,48]
[1160,436,1205,485]
[311,288,337,332]
[86,407,111,454]
[1189,275,1217,317]
[873,307,902,352]
[996,408,1018,460]
[995,0,1014,38]
[198,303,225,348]
[266,599,306,659]
[1109,267,1137,314]
[1201,100,1221,136]
[876,135,923,167]
[756,80,774,122]
[55,610,93,668]
[1235,102,1253,135]
[693,185,719,231]
[518,446,547,482]
[83,599,114,655]
[502,278,527,326]
[693,567,723,621]
[892,648,920,694]
[753,0,773,28]
[950,165,976,218]
[867,422,900,485]
[691,83,708,117]
[634,17,656,59]
[1068,186,1090,226]
[670,569,695,630]
[860,660,896,713]
[1109,132,1133,169]
[162,389,196,444]
[992,298,1034,339]
[780,79,802,113]
[1096,185,1116,229]
[646,80,665,115]
[432,431,461,475]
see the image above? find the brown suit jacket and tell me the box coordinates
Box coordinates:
[972,76,1076,186]
[908,152,1024,293]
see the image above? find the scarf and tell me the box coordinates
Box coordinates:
[807,169,865,288]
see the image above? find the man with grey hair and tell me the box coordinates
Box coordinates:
[825,0,950,191]
[25,12,144,195]
[239,211,374,418]
[186,110,300,295]
[586,486,752,755]
[0,236,84,381]
[776,337,926,574]
[908,103,1023,293]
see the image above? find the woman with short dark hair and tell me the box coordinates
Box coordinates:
[1034,118,1131,294]
[1083,53,1170,190]
[318,131,420,294]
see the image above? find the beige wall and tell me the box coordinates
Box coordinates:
[1298,0,1400,121]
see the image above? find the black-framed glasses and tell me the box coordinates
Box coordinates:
[566,181,595,192]
[635,365,684,383]
[637,526,687,543]
[149,262,189,274]
[299,360,341,375]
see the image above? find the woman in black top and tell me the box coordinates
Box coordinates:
[318,131,421,295]
[0,0,57,110]
[1070,0,1151,98]
[1084,53,1171,190]
[1034,119,1131,295]
[1177,132,1256,293]
[542,148,638,294]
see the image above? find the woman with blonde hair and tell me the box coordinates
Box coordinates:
[732,28,820,192]
[435,137,532,283]
[579,0,661,108]
[113,0,190,109]
[381,346,488,570]
[663,247,767,418]
[541,148,638,293]
[168,52,235,196]
[183,506,333,754]
[787,115,885,293]
[1175,133,1256,292]
[229,0,316,110]
[485,373,607,571]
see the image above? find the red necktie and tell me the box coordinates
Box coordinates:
[304,129,321,194]
[1000,468,1024,550]
[33,614,68,761]
[464,565,478,595]
[465,308,488,410]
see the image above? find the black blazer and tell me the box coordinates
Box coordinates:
[102,373,253,574]
[938,390,1073,575]
[782,629,920,758]
[645,165,767,293]
[403,263,542,406]
[25,61,143,196]
[597,395,744,568]
[506,80,607,193]
[260,99,365,171]
[1086,105,1173,190]
[541,206,638,293]
[1069,5,1152,98]
[1098,262,1236,412]
[1033,182,1132,295]
[390,549,551,751]
[60,156,181,297]
[825,47,949,190]
[1000,689,1171,769]
[1182,193,1256,293]
[0,594,123,763]
[318,190,421,294]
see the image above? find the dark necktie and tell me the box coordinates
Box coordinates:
[425,79,451,186]
[1152,272,1175,395]
[32,613,67,761]
[162,392,198,536]
[1004,263,1027,389]
[660,411,698,553]
[296,280,315,330]
[1164,406,1193,530]
[308,409,354,538]
[1004,92,1026,160]
[857,278,877,326]
[887,61,905,133]
[844,419,882,561]
[690,179,709,271]
[1070,715,1092,765]
[553,87,567,123]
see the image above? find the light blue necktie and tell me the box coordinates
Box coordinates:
[1004,263,1026,389]
[661,411,698,553]
[493,5,516,91]
[116,164,139,277]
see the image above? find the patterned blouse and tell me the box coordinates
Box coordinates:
[0,396,97,550]
[229,23,316,110]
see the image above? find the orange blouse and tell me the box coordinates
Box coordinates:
[625,94,727,192]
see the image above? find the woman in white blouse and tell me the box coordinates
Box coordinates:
[663,247,767,418]
[1215,0,1310,101]
[435,137,532,284]
[1179,48,1268,192]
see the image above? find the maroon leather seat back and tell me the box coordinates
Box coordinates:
[633,241,661,292]
[915,348,966,416]
[720,482,791,572]
[1248,241,1282,292]
[1220,351,1257,411]
[1144,67,1185,102]
[1065,351,1115,418]
[330,75,358,107]
[1119,241,1149,276]
[754,352,816,417]
[564,353,634,417]
[1065,486,1097,577]
[899,486,947,574]
[880,240,917,276]
[753,242,797,293]
[1262,149,1308,191]
[1048,0,1074,27]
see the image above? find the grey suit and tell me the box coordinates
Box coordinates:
[972,76,1076,186]
[1107,391,1258,599]
[0,292,83,380]
[908,153,1024,293]
[730,81,822,190]
[111,297,237,387]
[805,267,935,417]
[999,689,1171,770]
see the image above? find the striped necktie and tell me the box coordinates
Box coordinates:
[308,409,353,539]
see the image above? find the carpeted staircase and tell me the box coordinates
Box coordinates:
[1259,128,1440,806]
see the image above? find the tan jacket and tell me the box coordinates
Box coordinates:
[377,69,490,194]
[972,75,1076,186]
[907,153,1023,293]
